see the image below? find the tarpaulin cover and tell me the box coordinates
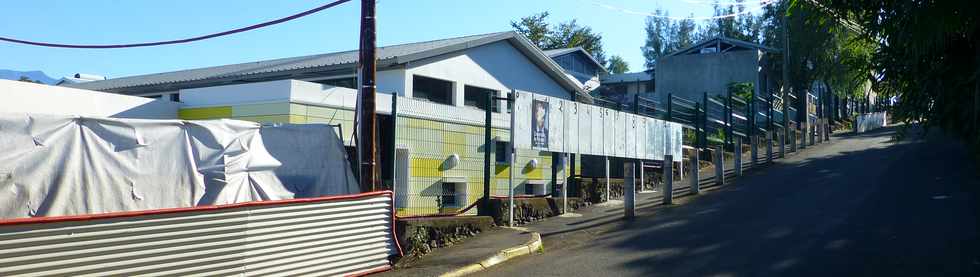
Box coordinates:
[0,113,357,220]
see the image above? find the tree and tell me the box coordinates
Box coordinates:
[813,0,980,154]
[641,10,698,70]
[607,55,630,74]
[511,13,611,67]
[547,20,607,66]
[672,17,698,52]
[511,12,550,48]
[17,76,42,84]
[641,9,671,70]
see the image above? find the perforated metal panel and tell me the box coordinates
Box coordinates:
[0,192,398,277]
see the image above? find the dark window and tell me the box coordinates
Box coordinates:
[145,95,161,99]
[493,91,513,113]
[495,141,510,163]
[644,80,656,93]
[607,84,627,96]
[464,85,494,110]
[169,94,180,102]
[525,183,535,196]
[554,53,598,77]
[441,183,457,207]
[413,75,453,105]
[313,78,357,89]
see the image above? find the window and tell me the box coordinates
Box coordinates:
[169,93,180,102]
[495,141,510,163]
[441,183,458,207]
[614,84,628,94]
[464,85,494,110]
[525,181,546,196]
[644,80,656,93]
[493,91,513,113]
[313,77,357,89]
[144,95,161,99]
[413,75,453,105]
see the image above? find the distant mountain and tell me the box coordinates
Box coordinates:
[0,70,58,84]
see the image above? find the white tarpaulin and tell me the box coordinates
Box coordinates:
[0,114,357,220]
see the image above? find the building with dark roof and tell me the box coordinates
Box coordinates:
[655,36,780,105]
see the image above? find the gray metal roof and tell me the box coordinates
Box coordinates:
[667,36,779,57]
[601,71,654,83]
[64,31,593,102]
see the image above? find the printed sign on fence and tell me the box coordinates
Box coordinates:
[511,91,684,160]
[531,99,550,149]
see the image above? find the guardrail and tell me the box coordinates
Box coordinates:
[0,191,401,276]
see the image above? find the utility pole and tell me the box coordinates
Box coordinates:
[357,0,378,192]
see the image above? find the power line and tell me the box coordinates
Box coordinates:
[0,0,352,49]
[583,0,775,20]
[683,0,771,6]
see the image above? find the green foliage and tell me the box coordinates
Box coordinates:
[708,128,727,145]
[728,82,754,102]
[511,12,609,66]
[510,12,550,48]
[642,2,763,70]
[607,55,629,74]
[17,76,42,84]
[547,20,607,66]
[778,0,980,155]
[641,9,699,69]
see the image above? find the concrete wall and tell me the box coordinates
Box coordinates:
[0,80,178,119]
[656,50,761,104]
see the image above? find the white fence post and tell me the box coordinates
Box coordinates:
[734,136,743,176]
[715,146,725,186]
[663,155,674,205]
[779,128,786,158]
[624,161,636,219]
[766,131,773,163]
[604,156,610,202]
[690,148,700,194]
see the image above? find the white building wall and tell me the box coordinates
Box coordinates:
[406,41,572,101]
[180,79,294,106]
[0,80,178,119]
[377,68,408,97]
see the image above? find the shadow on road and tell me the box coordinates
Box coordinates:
[584,126,980,276]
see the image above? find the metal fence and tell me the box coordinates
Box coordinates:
[0,191,400,276]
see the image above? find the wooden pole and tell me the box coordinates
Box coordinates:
[358,0,378,192]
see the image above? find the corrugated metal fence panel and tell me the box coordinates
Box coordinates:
[0,192,397,277]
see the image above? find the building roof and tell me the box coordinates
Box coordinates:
[667,36,779,57]
[601,70,654,83]
[66,31,593,103]
[542,47,608,74]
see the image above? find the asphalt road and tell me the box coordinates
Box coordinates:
[476,125,980,277]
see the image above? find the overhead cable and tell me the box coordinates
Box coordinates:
[0,0,352,49]
[584,0,775,20]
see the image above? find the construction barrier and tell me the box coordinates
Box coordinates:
[0,191,401,277]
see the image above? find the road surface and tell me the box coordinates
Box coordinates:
[476,125,980,276]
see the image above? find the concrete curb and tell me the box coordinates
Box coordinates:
[439,231,543,277]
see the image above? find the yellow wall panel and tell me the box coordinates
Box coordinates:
[231,115,291,124]
[232,102,291,117]
[178,106,232,120]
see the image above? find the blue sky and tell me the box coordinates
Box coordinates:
[0,0,764,79]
